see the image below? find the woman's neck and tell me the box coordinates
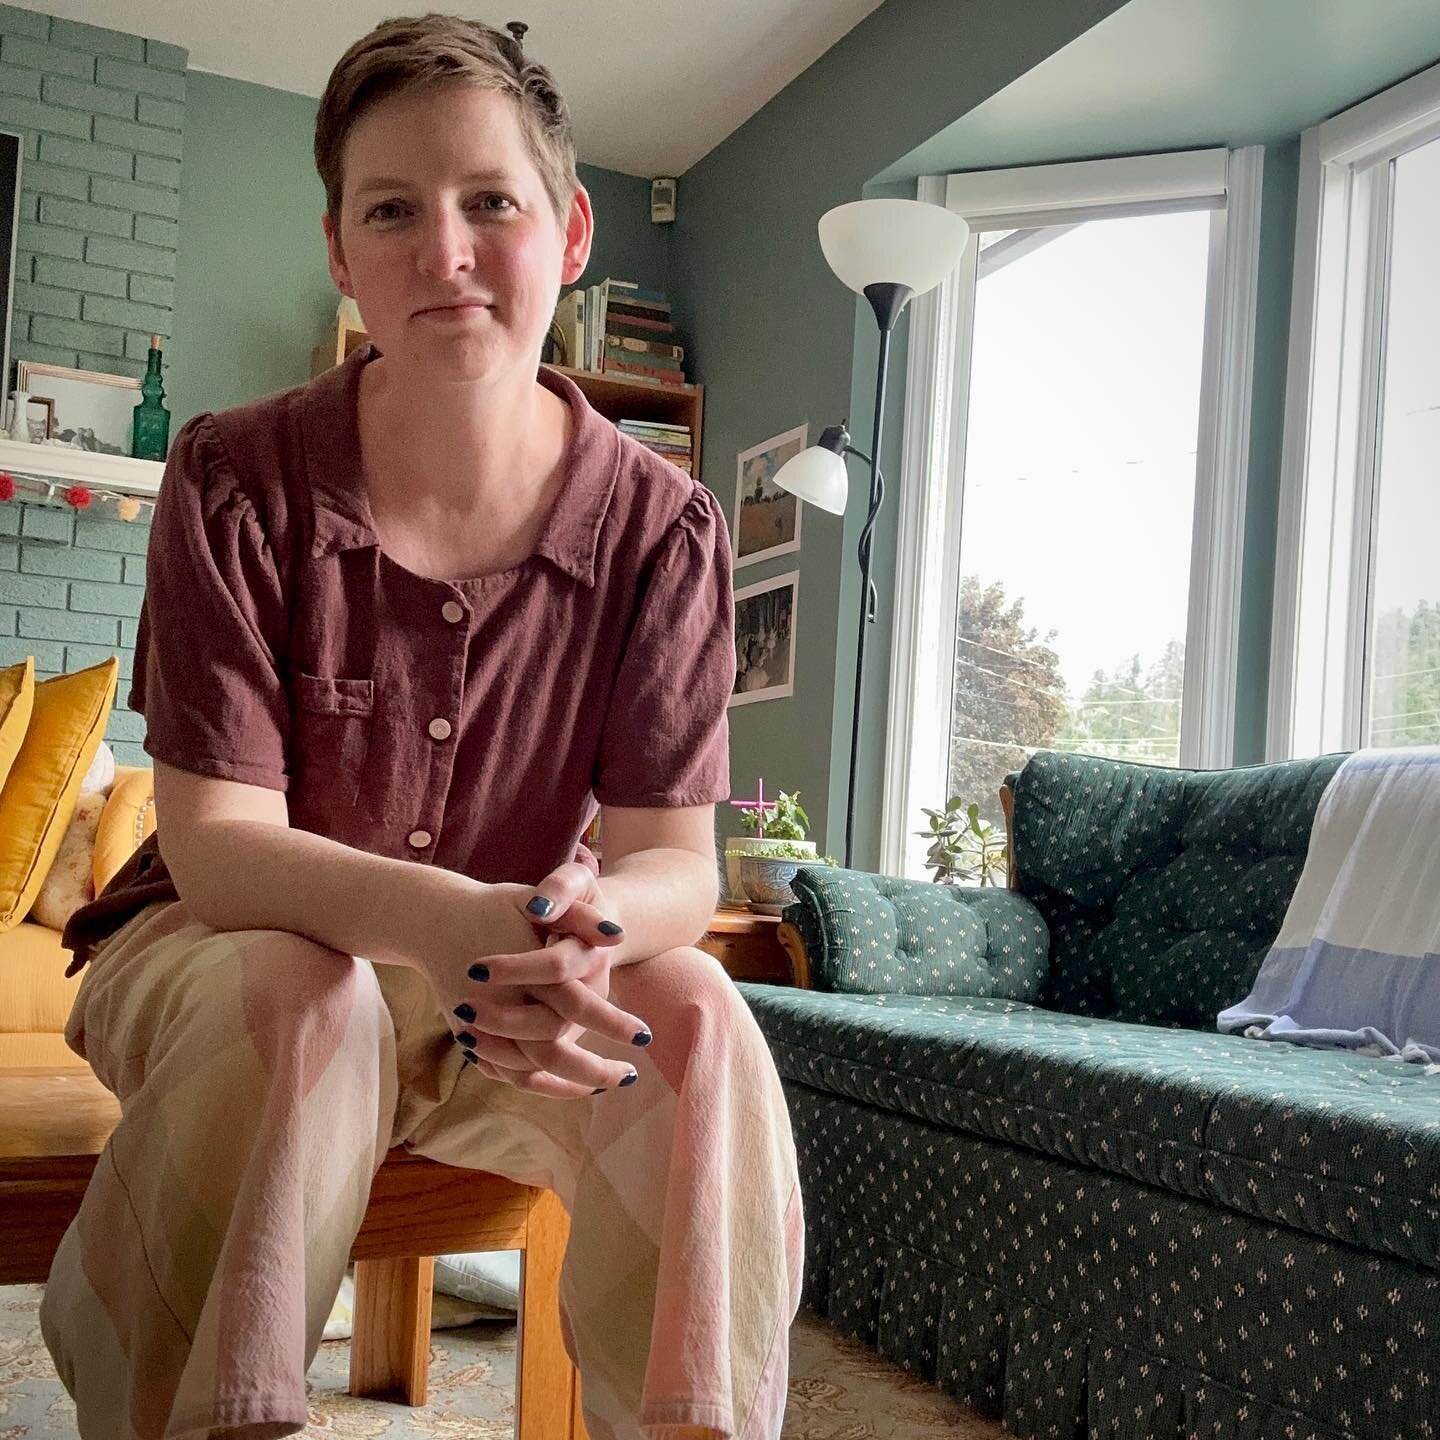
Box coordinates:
[357,353,569,522]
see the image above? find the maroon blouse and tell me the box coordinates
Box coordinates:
[63,345,735,972]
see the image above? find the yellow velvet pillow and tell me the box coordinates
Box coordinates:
[94,764,158,895]
[0,658,118,933]
[0,657,35,794]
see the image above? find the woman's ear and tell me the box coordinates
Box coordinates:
[322,211,355,298]
[560,184,594,287]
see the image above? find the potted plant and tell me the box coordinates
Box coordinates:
[916,798,1008,887]
[723,789,815,904]
[737,840,840,915]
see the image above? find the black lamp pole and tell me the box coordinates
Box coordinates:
[835,280,913,871]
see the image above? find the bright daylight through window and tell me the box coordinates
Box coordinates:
[1363,134,1440,749]
[948,210,1210,821]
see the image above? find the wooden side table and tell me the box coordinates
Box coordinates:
[698,908,811,988]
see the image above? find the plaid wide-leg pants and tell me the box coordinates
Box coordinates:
[38,900,804,1440]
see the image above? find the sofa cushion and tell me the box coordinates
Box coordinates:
[94,764,157,894]
[0,919,81,1033]
[0,658,34,795]
[741,983,1440,1272]
[0,659,118,932]
[1009,750,1345,1027]
[782,867,1048,1000]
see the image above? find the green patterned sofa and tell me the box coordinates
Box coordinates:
[738,750,1439,1440]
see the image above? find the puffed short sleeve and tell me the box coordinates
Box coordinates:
[593,485,736,808]
[131,414,290,789]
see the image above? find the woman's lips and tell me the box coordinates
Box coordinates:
[417,301,491,317]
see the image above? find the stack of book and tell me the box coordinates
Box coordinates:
[618,418,692,474]
[602,283,685,387]
[552,279,688,388]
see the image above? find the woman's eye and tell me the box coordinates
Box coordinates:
[472,194,515,214]
[364,201,406,223]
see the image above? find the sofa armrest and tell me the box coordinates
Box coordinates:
[782,866,1049,999]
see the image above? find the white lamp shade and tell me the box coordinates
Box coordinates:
[818,198,970,298]
[772,444,848,515]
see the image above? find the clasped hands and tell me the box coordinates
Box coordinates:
[437,859,652,1100]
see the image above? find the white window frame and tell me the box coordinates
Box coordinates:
[1268,60,1440,761]
[881,149,1263,877]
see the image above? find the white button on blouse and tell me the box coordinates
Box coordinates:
[428,717,452,741]
[441,600,464,623]
[407,829,432,850]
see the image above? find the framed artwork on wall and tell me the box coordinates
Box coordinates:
[733,424,805,568]
[731,570,798,708]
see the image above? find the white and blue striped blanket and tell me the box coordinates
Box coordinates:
[1218,747,1440,1065]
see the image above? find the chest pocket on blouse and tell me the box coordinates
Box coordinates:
[290,672,374,810]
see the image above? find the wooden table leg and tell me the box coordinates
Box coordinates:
[517,1188,589,1440]
[350,1255,435,1405]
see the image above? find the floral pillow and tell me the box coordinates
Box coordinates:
[30,790,106,931]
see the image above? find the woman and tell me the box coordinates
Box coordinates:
[40,15,804,1440]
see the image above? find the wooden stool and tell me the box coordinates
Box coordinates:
[0,1068,588,1438]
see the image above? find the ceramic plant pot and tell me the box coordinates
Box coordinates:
[724,838,815,906]
[738,854,817,915]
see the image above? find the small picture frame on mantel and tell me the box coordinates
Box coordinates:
[15,361,140,457]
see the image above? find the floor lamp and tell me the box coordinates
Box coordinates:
[772,198,969,870]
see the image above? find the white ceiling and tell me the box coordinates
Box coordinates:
[21,0,885,176]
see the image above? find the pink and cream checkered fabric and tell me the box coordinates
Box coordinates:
[40,900,804,1440]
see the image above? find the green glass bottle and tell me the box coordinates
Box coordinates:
[131,333,170,461]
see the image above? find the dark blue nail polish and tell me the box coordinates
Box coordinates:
[598,920,624,937]
[591,1086,606,1094]
[453,1003,477,1023]
[468,963,490,982]
[619,1070,638,1087]
[455,1031,477,1047]
[632,1030,652,1047]
[527,896,554,918]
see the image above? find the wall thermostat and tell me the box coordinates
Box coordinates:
[651,176,676,224]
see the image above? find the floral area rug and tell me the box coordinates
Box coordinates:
[0,1285,1004,1438]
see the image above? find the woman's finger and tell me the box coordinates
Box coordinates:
[459,1030,543,1072]
[529,977,653,1050]
[455,973,636,1044]
[520,864,624,943]
[530,896,625,949]
[482,932,614,990]
[510,1034,637,1091]
[506,1068,620,1101]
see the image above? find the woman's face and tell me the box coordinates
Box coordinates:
[324,82,591,382]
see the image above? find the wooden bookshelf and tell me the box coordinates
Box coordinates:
[543,365,704,479]
[308,317,703,478]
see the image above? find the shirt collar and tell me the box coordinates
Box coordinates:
[302,342,620,588]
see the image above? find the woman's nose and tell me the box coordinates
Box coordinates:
[417,207,474,279]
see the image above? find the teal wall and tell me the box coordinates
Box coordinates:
[171,70,666,426]
[670,0,1131,863]
[169,72,332,425]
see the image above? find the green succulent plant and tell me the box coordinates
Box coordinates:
[916,798,1007,887]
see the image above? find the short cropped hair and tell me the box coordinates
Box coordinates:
[315,13,578,225]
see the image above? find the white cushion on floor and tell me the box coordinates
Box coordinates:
[322,1254,517,1342]
[434,1249,520,1311]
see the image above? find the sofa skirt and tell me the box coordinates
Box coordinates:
[786,1083,1436,1440]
